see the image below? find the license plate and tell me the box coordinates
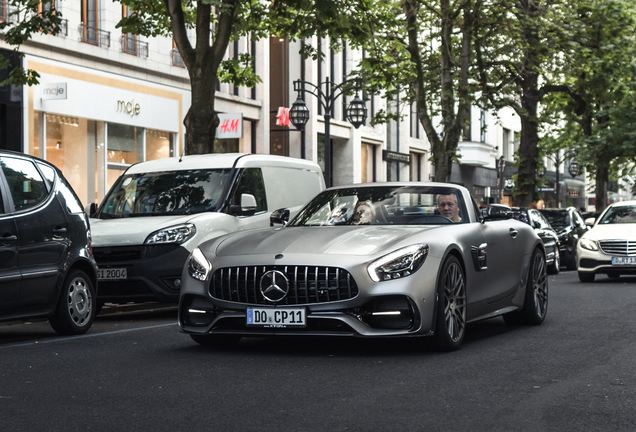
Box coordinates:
[246,307,306,328]
[611,257,636,265]
[98,268,127,280]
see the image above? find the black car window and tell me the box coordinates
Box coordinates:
[0,157,49,211]
[0,184,4,214]
[230,168,267,213]
[573,211,585,227]
[537,212,552,229]
[58,175,85,214]
[511,210,530,225]
[539,210,569,228]
[529,210,550,229]
[37,162,56,190]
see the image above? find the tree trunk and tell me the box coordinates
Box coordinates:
[595,162,609,213]
[184,74,218,155]
[514,77,540,208]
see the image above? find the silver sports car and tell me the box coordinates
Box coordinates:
[178,183,548,351]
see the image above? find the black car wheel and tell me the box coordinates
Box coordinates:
[504,249,548,326]
[432,255,466,351]
[49,269,96,335]
[548,249,560,275]
[566,249,578,271]
[578,271,595,283]
[190,334,242,347]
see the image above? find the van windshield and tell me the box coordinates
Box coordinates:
[98,169,231,218]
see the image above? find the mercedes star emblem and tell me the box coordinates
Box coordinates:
[260,270,290,303]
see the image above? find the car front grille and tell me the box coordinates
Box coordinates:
[210,265,359,305]
[599,240,636,256]
[93,246,142,264]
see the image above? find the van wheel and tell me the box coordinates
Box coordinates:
[50,270,96,335]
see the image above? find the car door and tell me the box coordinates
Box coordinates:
[478,214,525,303]
[0,174,20,311]
[0,156,70,308]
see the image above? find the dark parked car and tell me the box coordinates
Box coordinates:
[0,151,98,335]
[539,207,589,270]
[511,207,561,274]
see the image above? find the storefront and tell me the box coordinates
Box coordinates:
[25,56,185,207]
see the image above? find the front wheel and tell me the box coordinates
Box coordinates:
[49,270,96,335]
[578,271,595,283]
[432,255,466,351]
[547,249,560,275]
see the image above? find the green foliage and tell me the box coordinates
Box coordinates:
[0,0,64,86]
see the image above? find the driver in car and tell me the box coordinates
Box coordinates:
[437,193,462,223]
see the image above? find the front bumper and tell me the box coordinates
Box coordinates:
[93,244,190,303]
[178,253,441,338]
[577,244,636,275]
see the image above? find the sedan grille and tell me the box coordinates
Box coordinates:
[599,240,636,256]
[210,266,359,305]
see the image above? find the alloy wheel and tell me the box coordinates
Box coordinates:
[532,253,548,319]
[442,261,466,342]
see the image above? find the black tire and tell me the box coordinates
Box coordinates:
[190,334,242,347]
[49,270,96,335]
[95,300,105,316]
[504,249,548,326]
[547,249,560,275]
[578,271,595,283]
[432,255,466,351]
[566,249,578,271]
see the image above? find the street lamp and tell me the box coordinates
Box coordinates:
[568,160,580,178]
[289,76,367,187]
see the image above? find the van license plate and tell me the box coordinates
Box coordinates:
[98,268,127,280]
[612,257,636,265]
[246,307,306,328]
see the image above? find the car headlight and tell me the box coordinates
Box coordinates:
[144,223,196,245]
[188,247,212,281]
[368,244,429,282]
[579,238,599,251]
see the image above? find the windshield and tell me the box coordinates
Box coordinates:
[539,210,570,227]
[99,169,231,218]
[598,205,636,225]
[289,186,468,226]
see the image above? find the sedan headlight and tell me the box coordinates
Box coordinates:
[188,247,212,281]
[145,223,196,245]
[579,238,599,251]
[368,244,429,282]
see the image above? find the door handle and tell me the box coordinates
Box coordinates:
[1,233,17,243]
[53,227,68,236]
[509,228,518,238]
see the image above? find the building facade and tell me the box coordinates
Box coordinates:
[1,1,521,208]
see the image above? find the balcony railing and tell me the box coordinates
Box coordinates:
[78,24,110,47]
[121,35,148,57]
[53,18,67,36]
[171,48,185,68]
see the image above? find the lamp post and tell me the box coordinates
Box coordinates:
[289,77,367,187]
[537,149,578,208]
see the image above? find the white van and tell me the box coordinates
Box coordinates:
[89,153,324,305]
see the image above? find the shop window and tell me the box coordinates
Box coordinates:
[0,157,49,211]
[361,143,376,183]
[107,122,142,189]
[231,168,267,213]
[146,129,173,161]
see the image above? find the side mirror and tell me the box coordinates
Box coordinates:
[270,208,290,226]
[230,194,258,216]
[85,203,97,218]
[482,204,513,223]
[585,217,595,226]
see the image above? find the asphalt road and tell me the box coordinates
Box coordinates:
[1,270,635,432]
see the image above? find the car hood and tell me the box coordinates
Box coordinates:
[214,225,438,257]
[90,214,198,246]
[585,224,636,241]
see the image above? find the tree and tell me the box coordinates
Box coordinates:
[0,0,64,85]
[540,0,636,211]
[475,0,580,207]
[354,0,483,183]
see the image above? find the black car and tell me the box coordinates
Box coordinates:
[0,151,98,335]
[511,207,561,274]
[539,207,589,270]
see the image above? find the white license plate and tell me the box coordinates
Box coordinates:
[611,257,636,265]
[246,307,306,328]
[98,268,128,280]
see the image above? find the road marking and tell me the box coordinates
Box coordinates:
[0,323,177,349]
